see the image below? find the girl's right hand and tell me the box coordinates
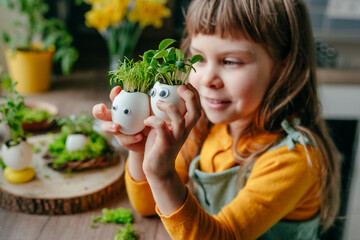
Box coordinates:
[92,86,147,154]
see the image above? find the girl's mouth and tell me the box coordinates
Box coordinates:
[204,97,231,110]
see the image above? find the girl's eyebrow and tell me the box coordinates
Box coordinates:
[190,46,255,60]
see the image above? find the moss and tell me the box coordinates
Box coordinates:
[20,107,51,123]
[48,130,110,166]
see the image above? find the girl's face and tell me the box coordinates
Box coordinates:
[189,34,274,131]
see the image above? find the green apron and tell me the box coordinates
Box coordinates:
[189,119,319,240]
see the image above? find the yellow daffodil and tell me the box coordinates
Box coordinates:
[83,0,171,61]
[128,0,171,28]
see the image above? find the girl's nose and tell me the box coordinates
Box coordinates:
[201,65,223,89]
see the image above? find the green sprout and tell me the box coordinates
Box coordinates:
[143,38,203,85]
[0,75,26,146]
[109,58,155,93]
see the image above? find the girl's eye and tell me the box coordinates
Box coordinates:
[123,108,131,115]
[149,88,156,97]
[112,105,118,111]
[159,88,169,98]
[223,59,243,66]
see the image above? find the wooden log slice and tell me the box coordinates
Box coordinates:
[0,134,126,215]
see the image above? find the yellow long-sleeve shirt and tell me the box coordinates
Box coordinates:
[125,124,321,239]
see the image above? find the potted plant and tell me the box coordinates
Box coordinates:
[1,0,78,94]
[110,58,154,135]
[0,76,34,183]
[43,115,118,171]
[143,39,203,122]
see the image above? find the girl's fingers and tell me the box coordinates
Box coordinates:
[101,120,121,134]
[110,86,121,102]
[114,133,144,146]
[156,100,185,139]
[144,116,171,142]
[92,103,112,121]
[178,84,201,128]
[101,121,143,145]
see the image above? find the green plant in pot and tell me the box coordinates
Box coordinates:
[44,115,118,171]
[143,38,203,123]
[1,0,78,93]
[110,58,155,135]
[0,76,34,183]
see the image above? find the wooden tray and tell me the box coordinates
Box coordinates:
[0,134,126,215]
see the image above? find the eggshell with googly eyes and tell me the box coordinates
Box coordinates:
[111,91,150,135]
[150,82,186,123]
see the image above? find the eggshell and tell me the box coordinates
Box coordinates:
[150,82,186,123]
[65,134,90,152]
[1,140,32,171]
[111,91,150,135]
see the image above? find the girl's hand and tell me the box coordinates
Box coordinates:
[92,86,147,153]
[142,83,201,180]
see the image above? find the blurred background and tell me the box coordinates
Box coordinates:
[0,0,359,239]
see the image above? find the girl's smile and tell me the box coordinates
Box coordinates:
[204,97,231,110]
[189,33,274,133]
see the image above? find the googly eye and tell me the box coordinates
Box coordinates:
[123,108,131,115]
[159,88,169,98]
[112,105,118,111]
[149,88,156,97]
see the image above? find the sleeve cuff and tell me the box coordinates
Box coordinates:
[156,187,200,229]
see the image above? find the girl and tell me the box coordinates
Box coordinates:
[93,0,341,239]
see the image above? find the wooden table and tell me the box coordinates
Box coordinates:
[0,69,171,240]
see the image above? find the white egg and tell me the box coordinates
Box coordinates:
[1,140,32,171]
[150,82,186,123]
[65,134,90,152]
[111,91,150,135]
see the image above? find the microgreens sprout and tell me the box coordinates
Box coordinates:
[109,58,155,93]
[143,38,203,85]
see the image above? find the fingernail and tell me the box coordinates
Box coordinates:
[134,134,142,141]
[95,105,103,114]
[110,123,118,131]
[178,85,187,92]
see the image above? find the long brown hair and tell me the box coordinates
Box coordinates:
[180,0,341,233]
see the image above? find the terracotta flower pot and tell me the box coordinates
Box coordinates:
[150,82,186,123]
[111,91,150,135]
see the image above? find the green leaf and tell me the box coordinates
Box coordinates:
[158,38,176,51]
[175,61,185,68]
[190,54,204,64]
[175,49,184,60]
[142,50,155,64]
[153,50,168,59]
[2,32,10,44]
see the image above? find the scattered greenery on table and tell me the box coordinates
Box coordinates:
[114,224,138,240]
[0,0,78,74]
[91,207,137,240]
[92,207,134,224]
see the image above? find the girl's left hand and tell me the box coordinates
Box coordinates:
[142,83,201,180]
